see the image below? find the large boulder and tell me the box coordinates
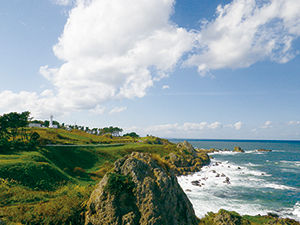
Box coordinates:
[233,146,245,153]
[177,140,198,157]
[85,152,199,225]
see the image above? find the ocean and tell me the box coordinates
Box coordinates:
[170,139,300,221]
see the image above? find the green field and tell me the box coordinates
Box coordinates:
[1,128,296,225]
[0,128,179,224]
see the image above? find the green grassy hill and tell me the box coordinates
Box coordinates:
[1,128,295,225]
[0,128,179,224]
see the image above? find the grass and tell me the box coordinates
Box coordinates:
[0,130,179,224]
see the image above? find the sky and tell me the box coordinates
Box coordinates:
[1,0,300,140]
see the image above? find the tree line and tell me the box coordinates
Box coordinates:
[0,111,140,152]
[0,111,40,151]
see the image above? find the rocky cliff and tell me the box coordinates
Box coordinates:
[85,152,199,225]
[166,140,210,175]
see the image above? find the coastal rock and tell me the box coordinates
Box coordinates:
[255,148,272,152]
[85,152,199,225]
[177,140,198,157]
[166,141,210,175]
[200,209,250,225]
[169,153,189,167]
[233,146,245,153]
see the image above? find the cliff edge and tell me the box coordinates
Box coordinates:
[85,152,199,225]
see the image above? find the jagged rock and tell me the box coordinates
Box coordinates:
[85,152,199,225]
[200,209,250,225]
[224,177,231,184]
[233,146,245,153]
[169,153,189,167]
[177,140,198,157]
[191,180,201,186]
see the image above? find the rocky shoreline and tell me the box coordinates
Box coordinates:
[85,141,299,225]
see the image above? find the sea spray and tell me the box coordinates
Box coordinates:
[173,139,300,222]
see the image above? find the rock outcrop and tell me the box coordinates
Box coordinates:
[166,141,210,175]
[85,152,199,225]
[233,146,245,153]
[199,209,300,225]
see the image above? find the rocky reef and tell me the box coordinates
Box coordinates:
[165,140,210,175]
[199,209,300,225]
[233,146,245,153]
[85,152,199,225]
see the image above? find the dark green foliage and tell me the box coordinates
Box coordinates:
[199,209,300,225]
[104,172,135,196]
[1,180,93,225]
[98,126,123,136]
[123,132,140,138]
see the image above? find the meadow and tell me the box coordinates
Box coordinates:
[1,128,296,224]
[0,128,178,224]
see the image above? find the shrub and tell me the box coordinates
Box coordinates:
[104,172,135,197]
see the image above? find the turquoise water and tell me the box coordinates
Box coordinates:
[170,139,300,221]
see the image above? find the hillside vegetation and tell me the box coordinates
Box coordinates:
[0,128,181,224]
[1,128,298,224]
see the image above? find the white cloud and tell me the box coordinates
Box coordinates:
[185,0,300,75]
[146,121,223,133]
[45,0,193,109]
[162,85,170,90]
[51,0,75,6]
[234,121,243,130]
[286,121,300,125]
[109,106,127,115]
[2,0,300,117]
[89,105,106,115]
[259,121,273,129]
[0,90,67,118]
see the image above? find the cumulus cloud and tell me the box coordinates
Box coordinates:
[234,121,244,130]
[286,121,300,126]
[185,0,300,76]
[259,121,273,129]
[162,85,170,90]
[1,0,300,117]
[89,105,106,115]
[145,121,223,133]
[109,106,127,115]
[41,0,194,112]
[51,0,75,6]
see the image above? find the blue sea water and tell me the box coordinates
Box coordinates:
[170,139,300,221]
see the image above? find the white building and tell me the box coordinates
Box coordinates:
[29,123,42,128]
[49,115,58,128]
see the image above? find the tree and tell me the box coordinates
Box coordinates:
[123,132,139,138]
[99,126,123,136]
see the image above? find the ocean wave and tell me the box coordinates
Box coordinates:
[263,183,297,190]
[209,151,239,155]
[293,202,300,218]
[280,160,300,166]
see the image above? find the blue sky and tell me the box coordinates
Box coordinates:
[1,0,300,140]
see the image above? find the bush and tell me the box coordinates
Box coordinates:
[104,172,135,197]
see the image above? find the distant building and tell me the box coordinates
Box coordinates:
[49,115,58,128]
[29,123,42,128]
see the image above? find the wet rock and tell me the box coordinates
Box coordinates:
[233,146,245,153]
[191,180,201,186]
[223,177,231,184]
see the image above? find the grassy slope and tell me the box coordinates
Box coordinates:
[2,128,295,224]
[0,128,179,224]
